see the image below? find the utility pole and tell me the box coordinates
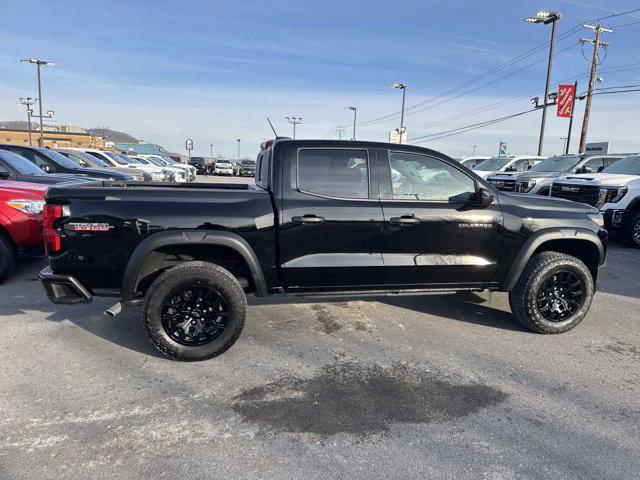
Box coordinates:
[335,125,347,140]
[237,138,241,162]
[346,106,357,140]
[565,80,578,154]
[578,23,612,153]
[524,11,561,156]
[18,97,37,146]
[285,117,302,139]
[210,144,214,158]
[20,58,54,147]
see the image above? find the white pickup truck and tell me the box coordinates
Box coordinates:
[551,154,640,247]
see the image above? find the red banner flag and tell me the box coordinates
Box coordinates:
[557,84,575,118]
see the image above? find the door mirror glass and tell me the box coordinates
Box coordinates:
[0,165,10,178]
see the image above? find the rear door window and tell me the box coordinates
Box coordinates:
[297,149,369,199]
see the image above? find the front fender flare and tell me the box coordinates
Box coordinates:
[501,228,605,292]
[121,229,268,305]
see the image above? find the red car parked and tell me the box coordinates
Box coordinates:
[0,181,47,282]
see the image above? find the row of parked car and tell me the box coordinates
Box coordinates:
[188,157,256,176]
[460,153,640,247]
[0,144,196,282]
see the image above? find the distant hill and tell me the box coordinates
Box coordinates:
[87,127,138,143]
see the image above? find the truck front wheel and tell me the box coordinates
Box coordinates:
[509,251,594,334]
[622,212,640,248]
[143,261,246,361]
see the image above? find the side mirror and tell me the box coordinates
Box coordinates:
[471,188,494,208]
[0,166,10,178]
[42,164,52,173]
[597,166,604,172]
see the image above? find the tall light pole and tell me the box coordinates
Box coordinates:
[390,83,407,142]
[346,106,357,140]
[210,144,214,158]
[18,97,37,146]
[237,138,241,162]
[524,11,561,156]
[285,116,302,139]
[471,145,478,156]
[20,58,55,147]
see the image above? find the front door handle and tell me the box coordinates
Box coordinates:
[292,214,325,224]
[390,215,420,225]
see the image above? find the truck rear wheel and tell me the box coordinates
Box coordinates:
[622,212,640,248]
[509,251,594,334]
[0,234,16,284]
[143,261,246,361]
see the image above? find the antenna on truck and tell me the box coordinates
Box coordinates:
[266,117,278,137]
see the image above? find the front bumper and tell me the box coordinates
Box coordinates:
[39,266,92,304]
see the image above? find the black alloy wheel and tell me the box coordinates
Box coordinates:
[536,271,584,322]
[161,284,229,346]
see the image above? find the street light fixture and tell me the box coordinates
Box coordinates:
[390,83,407,140]
[524,11,561,156]
[346,106,357,140]
[285,116,302,139]
[18,97,37,146]
[20,58,55,147]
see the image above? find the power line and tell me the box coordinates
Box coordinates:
[357,26,584,127]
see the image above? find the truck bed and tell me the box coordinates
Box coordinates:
[45,180,277,293]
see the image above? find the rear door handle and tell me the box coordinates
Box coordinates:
[390,215,420,225]
[291,215,325,224]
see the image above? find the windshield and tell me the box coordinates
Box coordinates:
[473,157,511,171]
[39,148,84,169]
[530,155,581,173]
[603,155,640,175]
[65,151,110,168]
[242,160,255,165]
[217,160,230,165]
[99,151,129,165]
[0,151,46,175]
[145,156,166,167]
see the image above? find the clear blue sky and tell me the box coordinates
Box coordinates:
[1,0,638,157]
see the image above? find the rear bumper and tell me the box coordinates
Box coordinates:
[39,266,93,304]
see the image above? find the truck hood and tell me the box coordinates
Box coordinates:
[517,171,563,181]
[80,167,130,180]
[20,172,97,184]
[487,172,522,180]
[500,190,598,214]
[554,173,639,187]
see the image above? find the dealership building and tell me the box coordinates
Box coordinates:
[0,126,106,148]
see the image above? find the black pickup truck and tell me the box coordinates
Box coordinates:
[39,139,607,360]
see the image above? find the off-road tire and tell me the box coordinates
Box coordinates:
[143,261,246,361]
[622,212,640,248]
[509,251,594,334]
[0,234,16,284]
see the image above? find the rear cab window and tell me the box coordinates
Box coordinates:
[297,149,369,199]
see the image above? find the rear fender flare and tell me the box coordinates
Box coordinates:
[121,229,268,304]
[502,228,605,291]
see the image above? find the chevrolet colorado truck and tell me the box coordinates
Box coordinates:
[551,154,640,247]
[39,139,607,360]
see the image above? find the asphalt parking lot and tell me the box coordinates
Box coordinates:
[1,175,639,479]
